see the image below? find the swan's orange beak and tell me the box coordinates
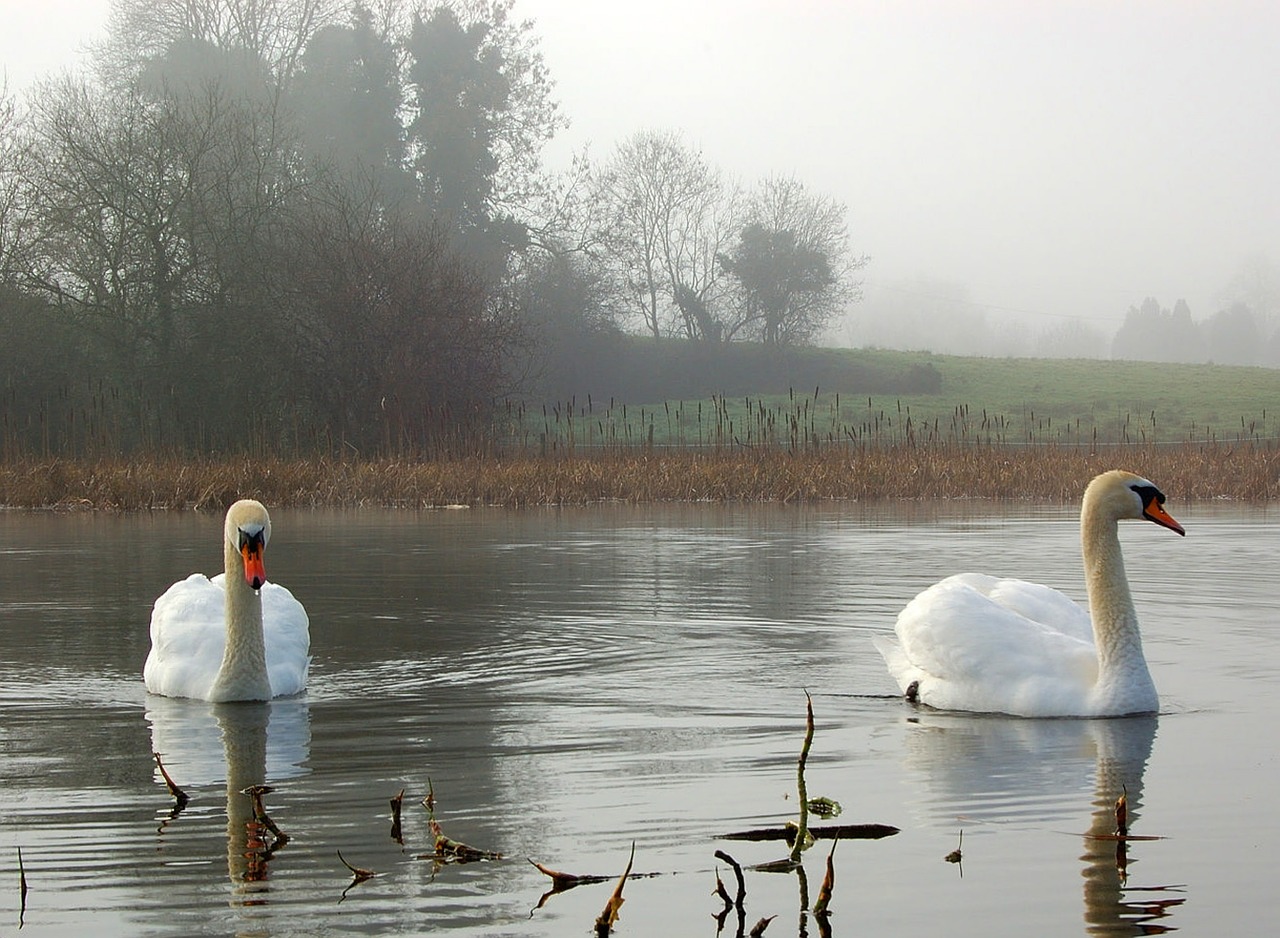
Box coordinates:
[241,539,267,590]
[1144,501,1185,536]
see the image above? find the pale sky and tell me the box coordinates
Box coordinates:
[3,0,1278,337]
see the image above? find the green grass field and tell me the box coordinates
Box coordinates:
[517,350,1280,450]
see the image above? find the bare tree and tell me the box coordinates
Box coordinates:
[596,130,740,341]
[97,0,346,87]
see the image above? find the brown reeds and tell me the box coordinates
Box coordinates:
[1,442,1276,509]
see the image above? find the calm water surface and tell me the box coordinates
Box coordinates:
[0,500,1276,936]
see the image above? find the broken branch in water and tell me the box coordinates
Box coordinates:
[18,846,28,926]
[390,788,404,844]
[416,780,501,862]
[813,840,837,917]
[153,752,189,808]
[790,691,816,864]
[721,823,899,843]
[529,859,613,891]
[242,784,288,844]
[594,841,636,936]
[338,849,377,883]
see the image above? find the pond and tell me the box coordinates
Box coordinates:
[0,498,1275,936]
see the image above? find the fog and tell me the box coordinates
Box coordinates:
[5,0,1279,360]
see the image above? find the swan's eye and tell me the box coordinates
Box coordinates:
[1130,484,1165,508]
[239,527,266,552]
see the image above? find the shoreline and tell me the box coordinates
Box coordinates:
[4,445,1276,510]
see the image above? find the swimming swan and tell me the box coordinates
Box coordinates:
[874,470,1184,717]
[144,499,310,701]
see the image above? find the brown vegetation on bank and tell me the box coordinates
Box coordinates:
[2,443,1276,510]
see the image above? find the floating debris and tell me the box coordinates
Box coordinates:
[945,829,964,865]
[807,797,842,819]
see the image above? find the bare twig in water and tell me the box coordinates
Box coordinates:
[713,849,747,912]
[945,829,964,864]
[594,841,636,936]
[749,914,777,935]
[416,781,501,862]
[153,752,189,807]
[529,859,612,891]
[18,846,28,926]
[1115,785,1129,836]
[790,692,816,864]
[242,784,288,843]
[813,840,837,917]
[390,788,404,844]
[423,818,503,862]
[337,849,377,882]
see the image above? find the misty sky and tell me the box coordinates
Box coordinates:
[3,0,1278,343]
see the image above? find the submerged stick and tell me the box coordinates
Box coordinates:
[153,752,189,807]
[789,692,816,863]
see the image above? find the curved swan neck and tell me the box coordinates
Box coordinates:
[1081,498,1146,676]
[211,535,271,701]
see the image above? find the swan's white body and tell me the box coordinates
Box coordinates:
[144,500,310,702]
[875,470,1184,717]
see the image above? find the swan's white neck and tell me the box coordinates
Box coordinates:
[1081,498,1156,712]
[210,536,271,701]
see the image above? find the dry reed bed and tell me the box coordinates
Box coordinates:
[3,444,1276,510]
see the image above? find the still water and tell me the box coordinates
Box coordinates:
[0,500,1275,936]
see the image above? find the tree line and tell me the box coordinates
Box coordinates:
[0,0,865,459]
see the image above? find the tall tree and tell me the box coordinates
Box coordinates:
[720,175,861,345]
[596,130,740,342]
[405,1,561,277]
[291,5,409,199]
[98,0,345,88]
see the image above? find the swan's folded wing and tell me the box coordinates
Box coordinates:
[262,582,311,697]
[144,574,225,698]
[893,574,1099,715]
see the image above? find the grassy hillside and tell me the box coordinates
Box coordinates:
[521,346,1280,449]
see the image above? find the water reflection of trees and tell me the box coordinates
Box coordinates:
[898,713,1184,935]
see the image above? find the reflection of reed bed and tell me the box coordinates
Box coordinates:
[2,443,1277,508]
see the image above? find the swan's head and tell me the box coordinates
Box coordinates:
[225,499,272,590]
[1086,470,1185,536]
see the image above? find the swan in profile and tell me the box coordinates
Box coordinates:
[144,499,310,701]
[875,470,1184,717]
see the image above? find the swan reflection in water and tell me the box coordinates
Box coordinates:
[146,696,310,893]
[898,713,1184,935]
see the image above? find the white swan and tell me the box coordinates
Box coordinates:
[144,499,310,701]
[874,470,1184,717]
